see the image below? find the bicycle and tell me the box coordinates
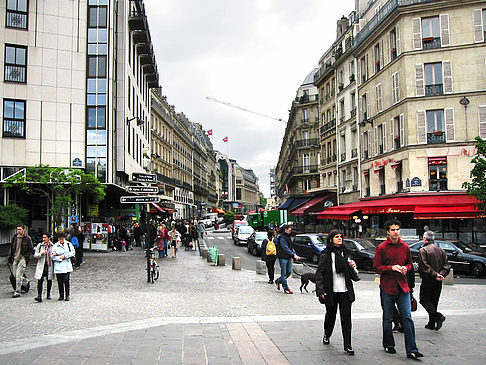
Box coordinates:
[146,248,160,283]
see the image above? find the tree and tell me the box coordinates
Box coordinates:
[463,136,486,213]
[223,211,236,225]
[259,192,267,207]
[0,204,28,230]
[4,164,106,230]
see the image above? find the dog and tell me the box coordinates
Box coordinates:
[300,272,318,293]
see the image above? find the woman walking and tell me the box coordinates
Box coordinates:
[33,233,54,302]
[168,226,181,258]
[52,232,75,301]
[261,231,277,283]
[316,229,360,355]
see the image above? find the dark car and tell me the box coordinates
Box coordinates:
[247,231,269,256]
[343,238,376,270]
[409,240,486,277]
[293,233,327,263]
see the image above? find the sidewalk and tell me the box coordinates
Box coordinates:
[1,243,485,364]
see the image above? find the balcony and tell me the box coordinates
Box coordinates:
[391,48,398,61]
[425,84,443,96]
[320,120,336,135]
[156,173,175,186]
[293,165,319,174]
[423,37,441,50]
[351,149,357,158]
[182,182,192,191]
[430,179,448,191]
[128,0,148,32]
[339,116,345,124]
[296,94,318,104]
[133,29,150,44]
[301,118,309,123]
[380,184,386,196]
[295,138,319,148]
[427,132,446,144]
[340,153,346,162]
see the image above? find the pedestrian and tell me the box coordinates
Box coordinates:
[316,229,359,355]
[51,232,76,301]
[198,220,206,241]
[74,225,85,267]
[261,231,277,284]
[133,222,142,247]
[274,224,300,294]
[189,222,198,250]
[418,230,450,331]
[8,224,33,298]
[33,233,54,302]
[373,219,423,359]
[168,226,181,258]
[163,224,170,256]
[156,225,165,258]
[391,262,416,333]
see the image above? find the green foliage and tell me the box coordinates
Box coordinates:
[463,136,486,213]
[259,192,267,207]
[0,204,28,229]
[3,164,106,229]
[223,210,236,224]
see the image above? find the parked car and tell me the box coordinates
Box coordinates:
[247,231,269,256]
[232,220,248,239]
[293,233,327,263]
[233,225,254,246]
[201,218,213,228]
[409,240,486,277]
[343,238,376,270]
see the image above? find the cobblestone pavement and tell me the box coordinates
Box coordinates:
[1,237,486,364]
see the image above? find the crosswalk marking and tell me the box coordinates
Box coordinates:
[207,237,215,240]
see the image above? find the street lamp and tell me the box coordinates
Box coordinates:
[459,96,470,141]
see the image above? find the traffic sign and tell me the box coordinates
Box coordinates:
[126,186,158,193]
[120,195,161,204]
[131,173,157,183]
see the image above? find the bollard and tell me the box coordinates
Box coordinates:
[444,268,454,285]
[292,263,304,278]
[256,260,266,275]
[232,257,241,270]
[218,253,225,266]
[201,248,209,259]
[207,252,212,263]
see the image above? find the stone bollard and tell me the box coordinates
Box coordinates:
[292,263,304,278]
[218,254,225,266]
[232,257,241,270]
[256,260,266,275]
[444,268,454,285]
[201,248,208,259]
[207,252,212,263]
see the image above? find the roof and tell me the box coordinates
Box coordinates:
[302,68,319,85]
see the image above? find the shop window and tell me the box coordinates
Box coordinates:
[429,158,447,191]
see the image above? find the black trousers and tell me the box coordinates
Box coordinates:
[56,272,70,299]
[37,263,52,297]
[75,246,83,267]
[265,259,276,281]
[324,292,352,349]
[420,278,443,323]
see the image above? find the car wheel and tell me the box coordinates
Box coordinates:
[252,246,258,256]
[247,244,251,253]
[363,259,373,270]
[471,262,485,277]
[312,253,319,264]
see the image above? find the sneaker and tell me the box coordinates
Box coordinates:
[436,316,446,331]
[344,347,354,355]
[384,347,396,354]
[284,289,293,294]
[12,292,20,298]
[34,296,42,302]
[322,336,330,345]
[268,280,274,284]
[407,352,424,359]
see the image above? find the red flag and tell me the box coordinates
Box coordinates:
[222,136,228,142]
[207,129,213,136]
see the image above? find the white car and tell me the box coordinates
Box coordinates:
[233,225,255,246]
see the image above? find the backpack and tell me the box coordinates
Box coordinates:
[71,236,79,249]
[266,239,277,256]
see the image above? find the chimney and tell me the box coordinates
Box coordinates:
[337,19,343,37]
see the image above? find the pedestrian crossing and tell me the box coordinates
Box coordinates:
[207,236,232,240]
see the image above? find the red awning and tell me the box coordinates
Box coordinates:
[150,203,164,212]
[290,194,336,217]
[414,205,482,219]
[150,203,176,214]
[248,208,265,214]
[373,165,384,173]
[212,208,225,214]
[317,207,361,220]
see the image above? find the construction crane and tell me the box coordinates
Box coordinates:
[205,96,286,124]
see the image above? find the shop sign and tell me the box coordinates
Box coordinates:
[88,204,99,217]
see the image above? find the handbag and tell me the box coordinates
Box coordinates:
[411,294,418,312]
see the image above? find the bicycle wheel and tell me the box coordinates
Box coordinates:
[154,264,160,280]
[149,262,154,283]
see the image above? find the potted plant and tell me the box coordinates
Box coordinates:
[433,131,443,136]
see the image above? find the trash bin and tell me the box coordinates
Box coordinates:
[208,246,219,265]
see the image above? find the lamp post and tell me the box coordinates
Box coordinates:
[459,96,470,141]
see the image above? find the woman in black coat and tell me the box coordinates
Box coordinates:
[315,229,360,355]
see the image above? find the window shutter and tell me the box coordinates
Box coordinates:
[376,83,382,112]
[399,114,405,147]
[360,133,364,160]
[368,130,372,155]
[365,53,369,81]
[412,17,422,50]
[387,33,391,64]
[383,121,387,153]
[366,91,370,117]
[479,106,486,138]
[445,108,455,142]
[390,118,395,150]
[374,127,379,156]
[395,72,400,102]
[357,58,362,86]
[440,14,450,46]
[415,64,425,96]
[442,61,453,94]
[380,40,384,68]
[473,10,484,43]
[396,23,402,55]
[417,111,426,144]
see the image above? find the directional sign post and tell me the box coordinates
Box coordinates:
[126,186,158,194]
[120,196,161,204]
[131,173,157,183]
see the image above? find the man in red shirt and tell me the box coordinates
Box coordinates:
[373,219,423,359]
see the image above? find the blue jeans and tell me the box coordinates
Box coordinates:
[276,258,292,290]
[380,288,418,355]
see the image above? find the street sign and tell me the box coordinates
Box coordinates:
[131,173,157,183]
[126,186,158,193]
[120,195,161,204]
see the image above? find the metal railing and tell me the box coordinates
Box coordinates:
[341,153,346,162]
[380,184,386,195]
[423,37,441,50]
[397,181,404,192]
[365,187,370,197]
[425,84,443,96]
[3,119,25,138]
[350,108,356,118]
[320,120,336,135]
[430,179,447,191]
[6,11,27,29]
[293,165,319,174]
[4,65,26,83]
[352,184,358,191]
[295,138,319,148]
[296,94,318,104]
[427,132,446,144]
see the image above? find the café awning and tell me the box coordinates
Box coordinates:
[279,197,311,210]
[290,193,337,217]
[414,205,482,219]
[317,207,361,220]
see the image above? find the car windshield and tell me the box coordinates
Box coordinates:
[239,226,254,234]
[354,239,375,250]
[409,241,424,250]
[449,240,472,253]
[312,235,327,245]
[255,232,268,240]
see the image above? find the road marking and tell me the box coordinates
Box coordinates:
[207,237,214,240]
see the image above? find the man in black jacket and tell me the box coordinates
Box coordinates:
[8,224,33,298]
[274,224,300,294]
[418,231,451,331]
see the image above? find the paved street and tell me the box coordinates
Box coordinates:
[1,232,486,364]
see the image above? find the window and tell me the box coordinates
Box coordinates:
[360,56,368,83]
[3,99,26,138]
[339,99,345,122]
[88,6,107,28]
[373,43,381,73]
[340,135,346,162]
[6,0,28,29]
[426,110,445,144]
[392,71,400,104]
[429,158,447,191]
[315,107,319,121]
[422,16,441,49]
[303,154,310,173]
[302,109,309,123]
[88,56,107,78]
[303,180,311,191]
[349,61,355,81]
[377,124,384,154]
[389,27,399,60]
[473,9,486,43]
[424,62,443,96]
[4,45,27,83]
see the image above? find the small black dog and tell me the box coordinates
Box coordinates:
[300,272,318,293]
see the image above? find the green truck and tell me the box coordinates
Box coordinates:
[248,209,296,231]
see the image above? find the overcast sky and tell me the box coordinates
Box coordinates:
[144,0,356,197]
